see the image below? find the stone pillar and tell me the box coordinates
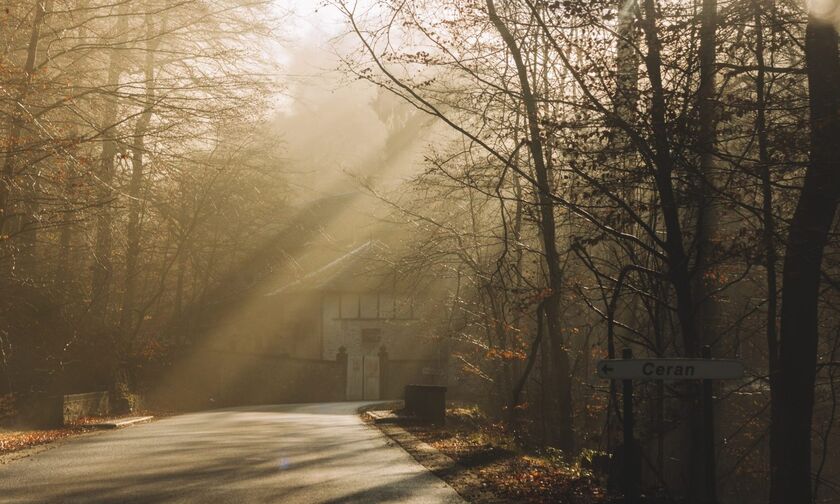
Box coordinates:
[336,347,348,401]
[378,346,389,399]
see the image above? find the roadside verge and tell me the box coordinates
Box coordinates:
[362,405,608,504]
[1,413,157,464]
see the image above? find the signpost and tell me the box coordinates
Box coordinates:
[597,358,744,380]
[598,347,744,504]
[620,349,638,504]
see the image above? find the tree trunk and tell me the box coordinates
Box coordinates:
[90,8,128,319]
[640,0,698,355]
[693,0,719,345]
[752,1,782,501]
[691,0,719,499]
[510,302,543,423]
[639,2,708,498]
[1,0,51,277]
[615,0,638,122]
[773,11,840,504]
[486,0,574,451]
[56,144,76,287]
[56,3,90,288]
[121,14,159,332]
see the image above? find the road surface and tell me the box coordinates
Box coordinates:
[0,402,464,503]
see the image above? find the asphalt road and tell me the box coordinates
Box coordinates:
[0,402,464,503]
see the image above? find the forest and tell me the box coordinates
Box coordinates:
[1,1,839,503]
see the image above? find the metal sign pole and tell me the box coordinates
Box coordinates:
[622,348,639,504]
[597,351,742,502]
[702,345,717,504]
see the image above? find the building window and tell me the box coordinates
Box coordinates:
[360,293,379,319]
[361,328,381,352]
[340,294,359,319]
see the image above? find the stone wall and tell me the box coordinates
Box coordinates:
[215,350,347,406]
[14,391,110,427]
[62,391,110,423]
[144,348,445,409]
[140,349,348,410]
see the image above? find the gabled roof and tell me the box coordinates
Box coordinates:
[266,240,393,295]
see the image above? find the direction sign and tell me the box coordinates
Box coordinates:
[597,358,744,380]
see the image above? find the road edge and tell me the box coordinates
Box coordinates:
[0,429,105,465]
[361,406,476,503]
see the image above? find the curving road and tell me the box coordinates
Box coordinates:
[0,402,464,503]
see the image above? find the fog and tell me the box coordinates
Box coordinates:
[273,2,434,197]
[1,1,839,503]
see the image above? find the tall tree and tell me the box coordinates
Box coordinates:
[1,0,52,276]
[693,0,719,342]
[90,4,128,319]
[121,11,161,332]
[485,0,574,451]
[774,5,840,503]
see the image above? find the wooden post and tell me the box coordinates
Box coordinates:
[622,348,639,503]
[702,345,717,503]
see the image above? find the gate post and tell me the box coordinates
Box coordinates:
[378,346,389,399]
[336,347,348,401]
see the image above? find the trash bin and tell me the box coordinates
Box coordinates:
[403,384,446,424]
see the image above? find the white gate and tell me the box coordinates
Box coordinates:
[363,356,380,400]
[346,354,380,400]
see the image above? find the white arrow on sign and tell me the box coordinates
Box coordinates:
[597,358,744,380]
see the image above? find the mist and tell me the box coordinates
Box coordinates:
[1,1,839,504]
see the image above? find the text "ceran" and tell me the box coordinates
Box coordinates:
[642,362,695,377]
